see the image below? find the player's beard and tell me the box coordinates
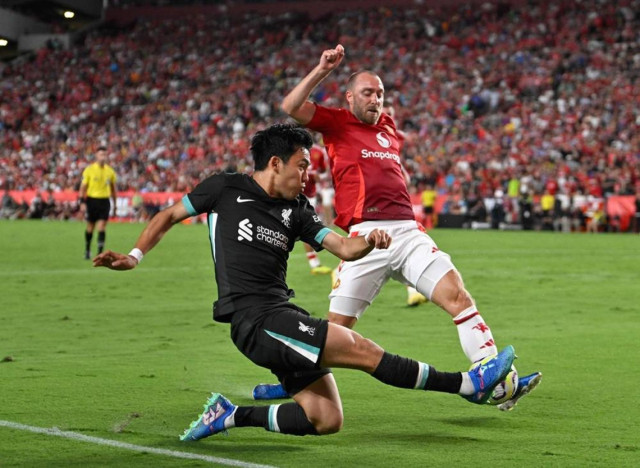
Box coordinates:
[353,102,380,125]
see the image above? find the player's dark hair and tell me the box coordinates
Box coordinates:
[346,70,379,91]
[250,124,313,171]
[96,146,107,152]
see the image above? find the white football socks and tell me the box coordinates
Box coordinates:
[453,306,498,363]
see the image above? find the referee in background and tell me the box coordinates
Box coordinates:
[78,146,117,259]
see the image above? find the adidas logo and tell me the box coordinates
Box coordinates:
[237,218,253,241]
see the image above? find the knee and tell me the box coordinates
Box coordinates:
[453,287,474,310]
[312,408,343,435]
[327,312,358,329]
[432,271,475,315]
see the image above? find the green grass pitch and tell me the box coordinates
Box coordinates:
[1,220,638,467]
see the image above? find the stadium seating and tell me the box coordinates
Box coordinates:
[1,0,638,229]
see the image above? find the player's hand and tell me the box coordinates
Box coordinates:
[319,44,345,71]
[365,229,392,249]
[93,250,137,270]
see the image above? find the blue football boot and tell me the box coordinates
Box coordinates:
[497,371,542,411]
[180,393,236,441]
[465,345,516,404]
[252,383,290,400]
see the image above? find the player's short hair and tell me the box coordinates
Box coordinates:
[346,70,380,91]
[96,146,107,152]
[250,123,313,171]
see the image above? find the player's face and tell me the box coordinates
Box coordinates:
[346,73,384,125]
[277,147,311,200]
[96,150,107,165]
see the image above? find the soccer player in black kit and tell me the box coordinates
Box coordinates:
[93,124,515,440]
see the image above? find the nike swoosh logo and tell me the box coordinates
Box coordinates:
[237,196,255,203]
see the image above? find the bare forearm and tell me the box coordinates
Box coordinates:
[93,202,190,270]
[282,45,344,122]
[336,237,375,261]
[133,209,177,254]
[322,229,391,261]
[281,65,332,116]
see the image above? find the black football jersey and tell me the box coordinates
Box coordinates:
[184,172,330,322]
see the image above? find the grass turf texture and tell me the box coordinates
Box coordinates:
[1,220,638,467]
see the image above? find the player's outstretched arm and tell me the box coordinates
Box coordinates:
[321,228,391,262]
[281,44,345,124]
[93,201,190,270]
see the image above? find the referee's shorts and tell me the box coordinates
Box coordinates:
[86,197,111,222]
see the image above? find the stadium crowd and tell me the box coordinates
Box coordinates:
[1,0,639,230]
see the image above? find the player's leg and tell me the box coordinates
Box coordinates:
[95,199,111,255]
[320,187,334,227]
[84,220,95,260]
[255,243,388,400]
[303,242,332,275]
[408,237,542,409]
[96,219,107,255]
[321,322,515,403]
[422,260,498,363]
[253,302,361,400]
[182,373,341,441]
[393,227,497,364]
[183,308,344,441]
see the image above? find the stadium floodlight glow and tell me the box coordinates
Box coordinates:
[0,39,8,47]
[63,10,75,19]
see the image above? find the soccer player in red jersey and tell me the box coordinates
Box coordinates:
[302,143,333,275]
[254,45,541,411]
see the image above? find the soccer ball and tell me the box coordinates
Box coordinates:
[488,366,518,405]
[469,359,519,405]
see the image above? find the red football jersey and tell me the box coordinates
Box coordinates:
[303,144,328,198]
[307,104,415,231]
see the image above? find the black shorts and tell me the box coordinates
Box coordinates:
[423,206,434,215]
[230,302,331,395]
[86,197,111,222]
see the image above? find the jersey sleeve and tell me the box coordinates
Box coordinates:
[297,196,331,251]
[182,174,224,216]
[306,104,343,134]
[81,167,90,185]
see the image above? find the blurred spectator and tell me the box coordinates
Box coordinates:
[28,192,45,219]
[421,183,437,229]
[0,0,638,232]
[465,190,487,224]
[520,192,534,231]
[540,190,555,231]
[634,193,640,234]
[490,190,506,229]
[1,189,18,219]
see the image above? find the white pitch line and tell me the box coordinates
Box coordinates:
[0,420,277,468]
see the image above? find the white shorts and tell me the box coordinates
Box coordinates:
[307,193,318,210]
[320,187,335,207]
[329,220,451,318]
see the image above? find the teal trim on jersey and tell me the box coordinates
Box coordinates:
[314,227,332,245]
[182,194,197,216]
[265,329,320,363]
[417,362,430,389]
[268,404,280,432]
[207,212,218,262]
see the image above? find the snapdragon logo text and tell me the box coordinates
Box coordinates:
[361,149,401,165]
